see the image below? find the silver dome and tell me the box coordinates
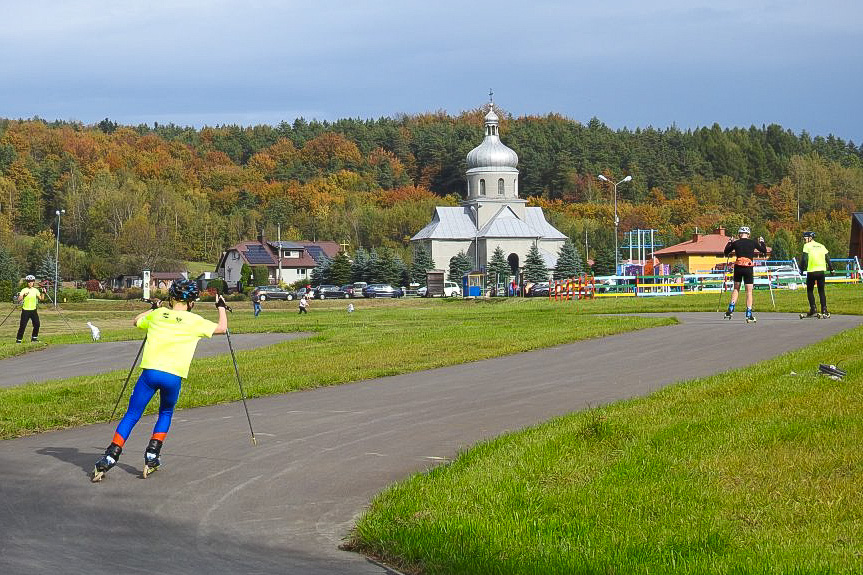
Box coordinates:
[466,107,518,170]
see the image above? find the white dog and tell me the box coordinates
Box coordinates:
[86,321,101,341]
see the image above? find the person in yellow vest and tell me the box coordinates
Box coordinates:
[16,274,46,343]
[91,278,228,482]
[800,231,833,318]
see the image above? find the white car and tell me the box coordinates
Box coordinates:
[418,281,461,297]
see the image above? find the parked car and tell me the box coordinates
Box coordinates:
[362,284,402,298]
[528,282,550,297]
[340,284,356,298]
[293,287,315,300]
[316,285,349,299]
[255,285,293,301]
[417,281,461,297]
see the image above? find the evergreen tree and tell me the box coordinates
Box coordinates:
[311,255,332,285]
[329,251,352,286]
[522,244,549,283]
[0,245,20,283]
[448,251,472,282]
[591,246,616,276]
[391,251,409,287]
[37,254,58,286]
[554,239,583,279]
[351,247,370,283]
[410,244,436,285]
[486,246,511,287]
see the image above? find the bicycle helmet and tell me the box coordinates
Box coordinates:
[168,279,200,302]
[738,226,751,235]
[802,231,815,238]
[25,275,36,281]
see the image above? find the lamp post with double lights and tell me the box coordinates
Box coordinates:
[597,174,632,274]
[54,209,65,307]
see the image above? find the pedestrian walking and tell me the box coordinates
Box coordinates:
[251,288,262,317]
[298,294,309,314]
[91,279,229,482]
[722,226,767,323]
[16,274,45,343]
[800,231,833,318]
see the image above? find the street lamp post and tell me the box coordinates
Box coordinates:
[54,209,65,307]
[597,174,632,274]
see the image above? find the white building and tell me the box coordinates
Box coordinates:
[411,100,567,277]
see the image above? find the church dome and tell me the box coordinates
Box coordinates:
[466,106,518,170]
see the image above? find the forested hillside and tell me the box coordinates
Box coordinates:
[0,109,861,281]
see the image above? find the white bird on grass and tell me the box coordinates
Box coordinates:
[86,321,101,341]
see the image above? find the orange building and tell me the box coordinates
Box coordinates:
[652,227,767,273]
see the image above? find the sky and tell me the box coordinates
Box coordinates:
[2,0,862,142]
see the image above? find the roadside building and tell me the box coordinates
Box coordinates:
[652,227,753,273]
[217,231,339,289]
[850,212,863,260]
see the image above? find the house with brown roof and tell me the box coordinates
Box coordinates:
[216,231,340,290]
[652,227,770,273]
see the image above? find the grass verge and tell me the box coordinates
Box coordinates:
[348,324,863,574]
[0,298,673,439]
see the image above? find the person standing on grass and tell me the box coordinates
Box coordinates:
[251,288,262,317]
[723,226,767,322]
[15,274,45,343]
[298,293,309,314]
[91,279,228,482]
[800,231,833,318]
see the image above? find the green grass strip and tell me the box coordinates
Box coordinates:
[349,324,863,574]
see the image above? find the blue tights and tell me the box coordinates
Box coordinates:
[114,368,182,445]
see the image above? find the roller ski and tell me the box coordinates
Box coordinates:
[723,310,733,320]
[143,439,162,478]
[745,311,757,324]
[91,443,122,482]
[799,311,830,319]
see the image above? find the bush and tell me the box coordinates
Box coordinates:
[0,280,12,303]
[58,288,88,303]
[85,279,101,292]
[207,278,227,294]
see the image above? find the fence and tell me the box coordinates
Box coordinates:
[548,257,861,300]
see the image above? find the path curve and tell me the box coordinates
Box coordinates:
[0,313,859,575]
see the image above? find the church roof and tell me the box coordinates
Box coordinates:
[465,104,519,170]
[479,206,543,238]
[411,207,476,240]
[412,204,568,242]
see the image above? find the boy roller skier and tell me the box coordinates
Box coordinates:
[92,279,228,482]
[16,274,45,343]
[723,226,767,323]
[800,231,833,319]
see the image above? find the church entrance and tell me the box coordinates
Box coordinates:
[507,253,520,275]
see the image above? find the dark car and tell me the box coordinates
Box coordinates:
[255,285,293,301]
[362,284,402,298]
[340,284,356,298]
[527,282,550,297]
[316,285,349,299]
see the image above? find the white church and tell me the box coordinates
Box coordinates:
[411,98,567,277]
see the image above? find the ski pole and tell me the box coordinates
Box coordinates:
[716,257,730,312]
[0,303,17,329]
[218,293,257,446]
[767,266,776,309]
[41,285,79,340]
[109,336,146,422]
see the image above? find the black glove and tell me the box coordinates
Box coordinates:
[215,295,227,309]
[149,299,161,310]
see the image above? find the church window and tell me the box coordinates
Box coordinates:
[480,179,486,195]
[498,178,505,195]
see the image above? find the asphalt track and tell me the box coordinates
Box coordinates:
[0,312,859,574]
